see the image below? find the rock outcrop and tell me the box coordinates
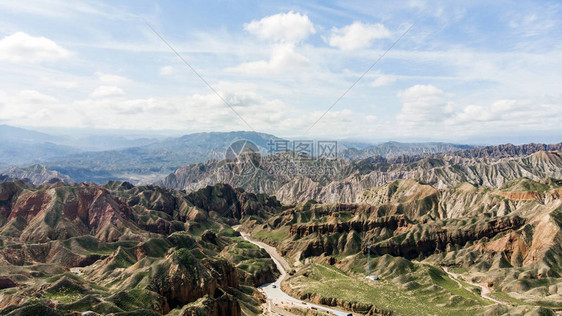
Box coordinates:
[370,215,525,259]
[148,250,240,310]
[0,164,73,185]
[290,215,408,237]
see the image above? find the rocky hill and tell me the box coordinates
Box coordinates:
[0,181,281,315]
[339,141,475,160]
[241,177,562,314]
[0,164,73,185]
[444,142,562,159]
[1,173,561,315]
[158,143,562,204]
[276,150,562,203]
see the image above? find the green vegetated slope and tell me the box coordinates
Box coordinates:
[0,180,281,316]
[242,177,562,315]
[285,261,489,315]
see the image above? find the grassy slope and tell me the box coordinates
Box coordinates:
[285,262,490,315]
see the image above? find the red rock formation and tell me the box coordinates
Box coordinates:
[371,216,524,259]
[290,215,408,237]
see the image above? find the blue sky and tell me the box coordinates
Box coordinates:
[0,0,561,143]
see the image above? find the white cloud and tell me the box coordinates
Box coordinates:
[0,89,63,125]
[286,108,388,138]
[407,0,426,9]
[48,80,78,88]
[0,32,70,63]
[18,90,58,103]
[507,11,557,37]
[399,84,443,100]
[244,11,316,43]
[159,65,175,75]
[229,44,309,74]
[371,75,396,87]
[171,84,293,131]
[325,22,391,50]
[0,3,560,141]
[232,12,315,75]
[90,85,125,98]
[0,84,296,132]
[0,0,146,21]
[96,72,131,85]
[441,97,562,139]
[453,99,535,123]
[392,84,562,139]
[396,84,451,123]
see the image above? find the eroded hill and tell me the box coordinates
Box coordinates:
[159,144,562,204]
[0,181,281,315]
[1,173,561,315]
[240,177,562,314]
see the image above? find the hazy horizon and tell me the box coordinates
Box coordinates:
[2,123,560,146]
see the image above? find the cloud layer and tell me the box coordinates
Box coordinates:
[326,22,392,50]
[0,32,70,63]
[244,11,316,43]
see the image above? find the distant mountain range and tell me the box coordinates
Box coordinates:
[1,125,282,182]
[0,125,157,166]
[338,141,475,160]
[1,125,483,184]
[0,125,81,165]
[43,131,283,183]
[3,125,561,190]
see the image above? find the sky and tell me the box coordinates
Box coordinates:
[0,0,561,143]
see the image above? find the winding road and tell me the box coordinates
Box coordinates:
[236,229,352,316]
[442,267,505,305]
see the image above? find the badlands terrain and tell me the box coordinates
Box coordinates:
[0,143,561,315]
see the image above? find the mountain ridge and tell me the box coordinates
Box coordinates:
[0,180,281,315]
[0,164,73,185]
[158,143,562,204]
[239,176,562,314]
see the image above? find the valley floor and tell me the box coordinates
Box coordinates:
[237,229,351,316]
